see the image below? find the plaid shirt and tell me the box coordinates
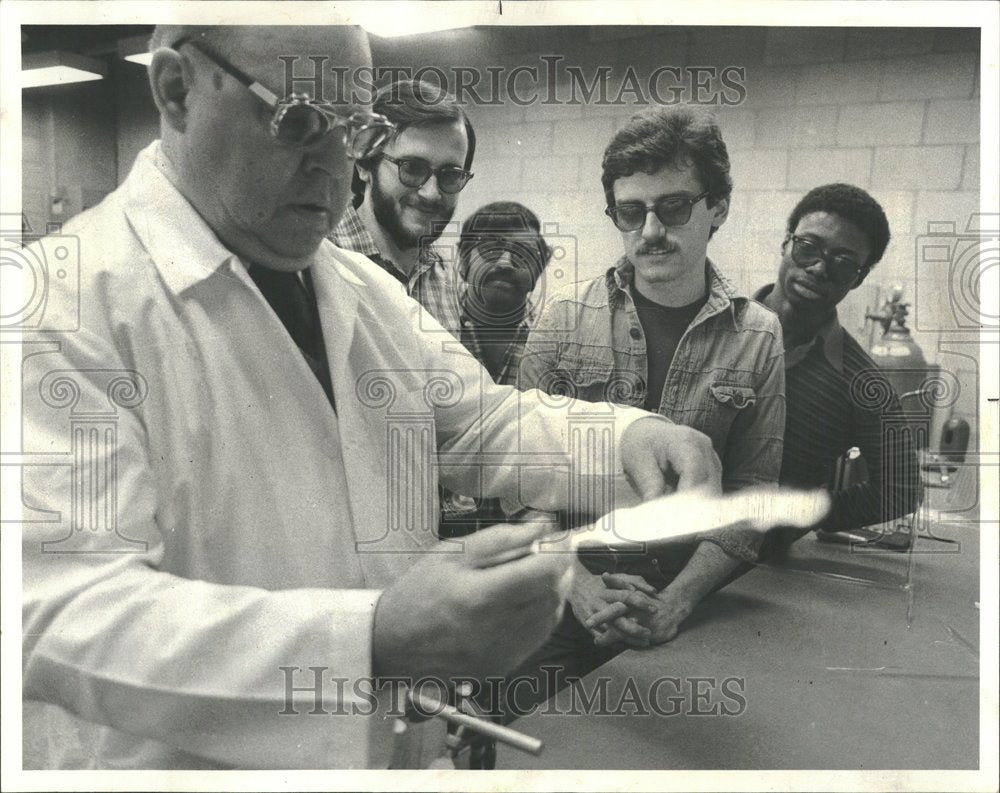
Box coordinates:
[458,304,535,386]
[330,206,464,338]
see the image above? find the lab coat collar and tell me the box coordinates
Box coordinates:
[121,141,370,296]
[122,141,246,295]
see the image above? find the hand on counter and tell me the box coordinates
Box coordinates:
[585,574,693,647]
[576,568,659,648]
[640,585,696,645]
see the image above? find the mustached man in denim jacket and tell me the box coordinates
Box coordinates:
[516,106,785,672]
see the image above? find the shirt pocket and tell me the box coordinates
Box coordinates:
[709,383,757,410]
[701,383,758,444]
[549,354,643,405]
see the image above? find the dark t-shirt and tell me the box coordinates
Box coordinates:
[632,285,706,412]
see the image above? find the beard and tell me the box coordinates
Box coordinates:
[369,170,457,250]
[463,283,529,326]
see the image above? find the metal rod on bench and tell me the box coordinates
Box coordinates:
[407,689,544,756]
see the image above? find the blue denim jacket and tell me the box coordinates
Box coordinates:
[518,258,786,562]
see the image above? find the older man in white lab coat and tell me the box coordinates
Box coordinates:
[19,25,720,769]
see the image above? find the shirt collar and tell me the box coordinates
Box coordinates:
[810,311,845,373]
[122,141,370,298]
[330,204,381,259]
[459,297,536,333]
[122,141,247,295]
[755,282,845,373]
[607,256,745,326]
[330,204,443,283]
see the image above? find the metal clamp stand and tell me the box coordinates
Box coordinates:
[404,686,543,769]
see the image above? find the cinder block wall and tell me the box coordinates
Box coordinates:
[429,26,981,426]
[23,26,983,429]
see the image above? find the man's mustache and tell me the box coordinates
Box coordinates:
[403,196,448,215]
[635,241,676,255]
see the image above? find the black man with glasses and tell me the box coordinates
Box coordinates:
[331,78,476,338]
[754,183,919,555]
[20,27,728,770]
[512,106,786,702]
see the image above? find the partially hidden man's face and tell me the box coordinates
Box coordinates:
[777,211,873,315]
[462,230,547,320]
[612,160,728,294]
[180,27,370,269]
[364,121,469,249]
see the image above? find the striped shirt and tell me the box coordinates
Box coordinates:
[330,205,464,338]
[755,284,920,531]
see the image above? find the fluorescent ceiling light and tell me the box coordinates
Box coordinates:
[21,66,104,88]
[22,51,106,89]
[362,20,464,38]
[354,3,489,38]
[119,35,152,67]
[123,52,153,66]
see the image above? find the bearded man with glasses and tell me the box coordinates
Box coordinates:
[509,106,786,711]
[754,183,920,556]
[331,78,476,338]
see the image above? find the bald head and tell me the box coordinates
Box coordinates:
[147,25,373,271]
[150,25,372,103]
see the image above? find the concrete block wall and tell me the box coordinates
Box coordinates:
[21,60,155,235]
[448,27,983,425]
[21,26,984,429]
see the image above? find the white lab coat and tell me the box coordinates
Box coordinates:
[20,143,648,769]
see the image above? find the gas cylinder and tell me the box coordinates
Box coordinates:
[867,285,930,397]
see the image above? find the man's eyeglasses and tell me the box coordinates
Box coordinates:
[172,36,395,157]
[380,154,474,195]
[605,191,709,232]
[468,239,548,269]
[785,234,865,286]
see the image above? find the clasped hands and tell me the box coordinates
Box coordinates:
[569,415,719,649]
[570,565,694,648]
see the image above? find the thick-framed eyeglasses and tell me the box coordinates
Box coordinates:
[467,238,548,270]
[605,191,710,232]
[785,234,865,286]
[171,36,395,157]
[379,153,474,195]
